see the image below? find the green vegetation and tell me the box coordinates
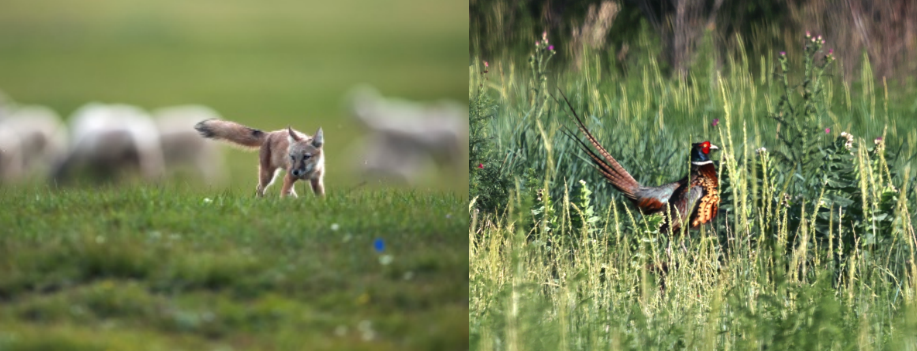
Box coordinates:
[469,28,917,349]
[1,185,468,350]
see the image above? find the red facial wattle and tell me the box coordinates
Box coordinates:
[701,141,711,154]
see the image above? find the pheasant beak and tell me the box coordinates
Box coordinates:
[709,144,720,150]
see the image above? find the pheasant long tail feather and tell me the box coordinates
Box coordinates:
[556,90,641,199]
[559,126,639,199]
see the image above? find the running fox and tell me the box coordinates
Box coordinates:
[194,119,325,197]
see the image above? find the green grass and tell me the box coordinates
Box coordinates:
[469,32,917,349]
[0,185,468,350]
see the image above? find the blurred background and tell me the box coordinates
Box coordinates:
[471,0,916,82]
[0,0,468,194]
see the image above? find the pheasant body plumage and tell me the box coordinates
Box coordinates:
[560,95,720,233]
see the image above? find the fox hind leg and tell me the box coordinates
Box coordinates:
[256,167,280,197]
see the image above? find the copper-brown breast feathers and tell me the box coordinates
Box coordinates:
[691,166,720,228]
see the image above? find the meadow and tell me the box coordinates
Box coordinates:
[0,0,469,349]
[1,186,468,350]
[469,30,917,349]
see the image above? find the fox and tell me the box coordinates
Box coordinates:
[194,119,325,197]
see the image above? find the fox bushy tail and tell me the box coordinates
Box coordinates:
[194,119,266,149]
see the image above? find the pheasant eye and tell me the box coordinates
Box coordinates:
[701,141,711,154]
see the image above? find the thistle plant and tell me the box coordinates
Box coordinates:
[770,32,835,194]
[763,34,902,261]
[569,179,600,237]
[530,187,558,236]
[528,31,557,109]
[470,60,511,212]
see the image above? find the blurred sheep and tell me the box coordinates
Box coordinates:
[347,85,467,184]
[152,105,226,184]
[0,105,69,178]
[0,125,24,182]
[53,102,165,183]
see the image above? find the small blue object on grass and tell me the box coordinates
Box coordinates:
[373,238,385,253]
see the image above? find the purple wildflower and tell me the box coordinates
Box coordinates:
[712,118,719,127]
[825,128,830,134]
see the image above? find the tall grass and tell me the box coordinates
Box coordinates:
[473,31,917,211]
[469,33,917,349]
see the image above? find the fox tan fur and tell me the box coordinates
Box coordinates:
[194,119,325,197]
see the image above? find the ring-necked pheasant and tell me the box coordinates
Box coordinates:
[558,94,721,233]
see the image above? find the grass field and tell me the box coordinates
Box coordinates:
[469,32,917,349]
[0,0,469,349]
[0,185,468,350]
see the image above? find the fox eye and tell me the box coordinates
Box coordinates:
[303,154,312,160]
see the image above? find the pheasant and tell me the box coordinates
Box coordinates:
[559,95,721,233]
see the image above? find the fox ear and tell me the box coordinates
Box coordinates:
[287,126,302,143]
[312,127,324,148]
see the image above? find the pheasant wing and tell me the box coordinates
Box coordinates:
[633,181,683,213]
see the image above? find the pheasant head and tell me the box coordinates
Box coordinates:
[690,141,719,165]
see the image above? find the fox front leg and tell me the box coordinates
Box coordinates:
[310,177,325,197]
[280,173,299,198]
